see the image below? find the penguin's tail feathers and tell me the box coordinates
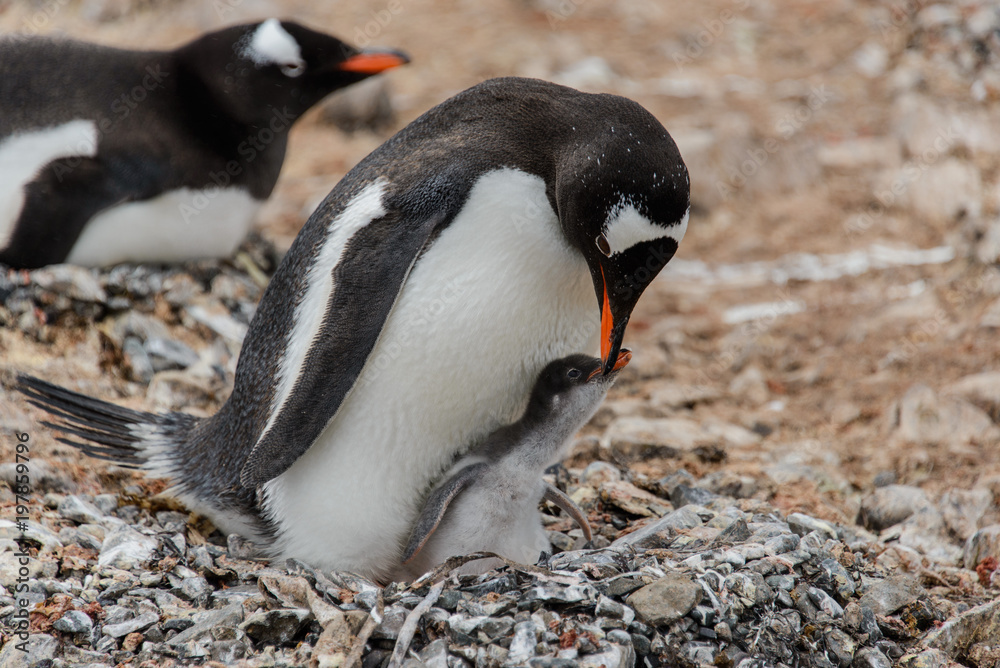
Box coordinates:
[16,374,195,473]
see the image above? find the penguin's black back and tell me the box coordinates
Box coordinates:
[0,35,284,199]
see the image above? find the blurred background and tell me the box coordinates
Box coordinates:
[2,0,999,560]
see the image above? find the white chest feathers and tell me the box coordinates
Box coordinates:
[66,187,261,267]
[261,168,598,580]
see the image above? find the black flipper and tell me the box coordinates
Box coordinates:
[239,207,451,488]
[402,462,487,564]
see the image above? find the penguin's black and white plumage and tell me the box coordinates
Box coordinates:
[394,352,628,581]
[19,77,690,582]
[0,19,408,268]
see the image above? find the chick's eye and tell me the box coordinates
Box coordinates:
[567,368,581,379]
[281,62,305,77]
[596,233,611,257]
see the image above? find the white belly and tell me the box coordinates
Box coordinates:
[66,187,261,266]
[0,120,98,250]
[261,169,598,579]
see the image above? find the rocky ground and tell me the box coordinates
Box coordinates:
[2,0,1000,666]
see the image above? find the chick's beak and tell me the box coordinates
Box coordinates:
[338,49,410,74]
[587,349,632,380]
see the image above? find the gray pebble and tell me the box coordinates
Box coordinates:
[54,610,94,634]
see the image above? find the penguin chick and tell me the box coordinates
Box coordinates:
[394,350,631,581]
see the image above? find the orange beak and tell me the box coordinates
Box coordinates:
[338,50,410,74]
[600,265,614,369]
[612,349,632,371]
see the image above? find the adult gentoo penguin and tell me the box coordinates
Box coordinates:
[0,19,408,268]
[394,352,630,582]
[20,77,690,582]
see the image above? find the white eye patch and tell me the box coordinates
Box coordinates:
[603,202,689,255]
[242,18,305,75]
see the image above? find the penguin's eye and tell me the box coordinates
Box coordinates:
[567,368,582,379]
[281,62,305,77]
[596,234,612,257]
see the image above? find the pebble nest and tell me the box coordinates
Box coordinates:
[1,236,1000,668]
[2,470,999,668]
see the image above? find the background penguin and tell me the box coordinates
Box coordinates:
[0,19,408,268]
[394,351,630,582]
[19,76,690,583]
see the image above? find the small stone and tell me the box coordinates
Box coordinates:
[816,558,856,599]
[938,489,993,541]
[32,265,107,302]
[809,587,844,618]
[508,620,539,663]
[104,610,159,638]
[613,506,704,549]
[826,627,857,666]
[923,597,1000,656]
[144,337,200,371]
[0,633,58,668]
[478,616,514,639]
[98,526,158,569]
[858,575,925,616]
[670,484,716,509]
[595,596,626,619]
[239,608,312,645]
[764,533,800,556]
[857,485,931,531]
[578,643,635,668]
[581,461,621,485]
[892,385,999,447]
[944,372,1000,419]
[964,524,1000,567]
[93,494,118,515]
[121,631,143,652]
[898,648,956,668]
[53,610,94,634]
[57,495,104,524]
[853,648,893,668]
[907,159,983,224]
[598,480,671,517]
[787,513,838,540]
[146,371,216,412]
[627,573,703,626]
[124,337,154,383]
[211,639,248,664]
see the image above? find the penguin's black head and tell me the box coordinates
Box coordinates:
[556,102,690,375]
[180,19,408,125]
[527,351,631,418]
